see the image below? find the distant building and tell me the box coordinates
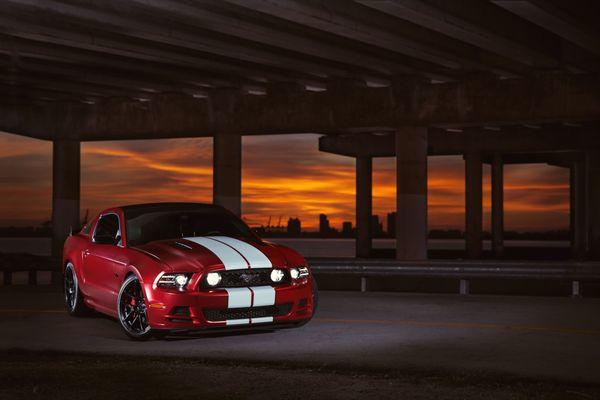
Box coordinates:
[387,212,396,237]
[371,215,383,236]
[287,217,301,235]
[319,214,331,234]
[342,221,353,236]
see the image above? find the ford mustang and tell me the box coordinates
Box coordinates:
[62,202,317,340]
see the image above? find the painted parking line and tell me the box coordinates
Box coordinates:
[314,318,600,336]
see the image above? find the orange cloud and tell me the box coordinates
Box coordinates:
[0,132,571,232]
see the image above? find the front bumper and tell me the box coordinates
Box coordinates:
[143,278,314,330]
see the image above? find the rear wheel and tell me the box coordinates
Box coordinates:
[117,275,153,340]
[64,262,89,316]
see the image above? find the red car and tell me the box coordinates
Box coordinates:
[62,203,317,340]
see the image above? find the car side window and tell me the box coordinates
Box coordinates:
[93,214,121,245]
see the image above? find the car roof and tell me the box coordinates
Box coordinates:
[119,202,227,219]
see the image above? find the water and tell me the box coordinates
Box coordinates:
[0,237,569,258]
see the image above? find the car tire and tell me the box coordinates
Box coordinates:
[117,274,153,341]
[63,262,89,316]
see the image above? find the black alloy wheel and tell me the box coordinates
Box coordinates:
[117,274,152,340]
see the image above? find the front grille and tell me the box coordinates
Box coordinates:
[201,268,290,289]
[204,303,293,322]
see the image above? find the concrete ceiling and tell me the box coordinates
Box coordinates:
[1,0,599,103]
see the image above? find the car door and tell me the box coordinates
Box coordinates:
[82,213,128,312]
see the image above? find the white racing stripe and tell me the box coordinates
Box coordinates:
[250,286,276,307]
[224,288,252,308]
[209,236,272,269]
[184,237,247,270]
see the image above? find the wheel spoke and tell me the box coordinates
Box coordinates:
[119,278,149,335]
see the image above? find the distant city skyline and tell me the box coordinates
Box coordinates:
[1,132,571,232]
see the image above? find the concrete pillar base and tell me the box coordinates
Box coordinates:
[395,127,428,261]
[51,140,80,264]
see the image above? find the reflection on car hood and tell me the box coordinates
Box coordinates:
[133,236,290,272]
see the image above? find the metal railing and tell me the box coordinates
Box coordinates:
[308,258,600,296]
[2,254,600,297]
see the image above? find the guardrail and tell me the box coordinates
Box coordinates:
[2,254,600,297]
[308,258,600,296]
[0,253,57,285]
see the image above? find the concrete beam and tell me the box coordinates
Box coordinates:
[396,127,428,260]
[2,73,599,141]
[117,0,420,78]
[320,125,600,159]
[492,0,600,56]
[224,0,466,69]
[52,140,80,261]
[356,157,372,258]
[358,0,560,69]
[213,133,242,216]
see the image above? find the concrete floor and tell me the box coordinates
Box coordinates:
[1,287,599,384]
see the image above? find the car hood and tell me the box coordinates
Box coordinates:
[133,236,294,273]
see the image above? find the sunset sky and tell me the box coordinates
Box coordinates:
[0,131,570,232]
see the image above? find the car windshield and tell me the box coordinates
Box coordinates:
[125,207,257,247]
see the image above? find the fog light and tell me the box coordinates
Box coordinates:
[270,269,285,283]
[206,272,221,286]
[290,268,300,279]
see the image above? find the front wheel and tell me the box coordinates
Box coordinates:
[117,275,152,340]
[64,262,89,316]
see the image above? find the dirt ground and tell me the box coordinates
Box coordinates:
[1,350,599,400]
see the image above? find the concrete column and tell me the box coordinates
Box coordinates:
[491,154,504,258]
[356,156,372,258]
[395,127,428,260]
[52,140,80,260]
[465,151,483,259]
[570,159,587,259]
[587,150,600,260]
[213,133,242,216]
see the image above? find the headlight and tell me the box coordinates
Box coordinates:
[270,269,285,283]
[206,272,222,287]
[156,273,191,290]
[290,266,309,280]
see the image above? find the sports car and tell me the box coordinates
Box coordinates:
[62,202,317,340]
